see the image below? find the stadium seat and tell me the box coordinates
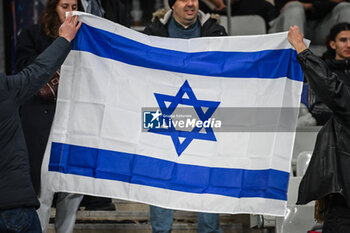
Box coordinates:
[291,127,320,172]
[275,151,321,233]
[275,176,317,233]
[220,15,266,36]
[309,45,327,57]
[296,151,312,177]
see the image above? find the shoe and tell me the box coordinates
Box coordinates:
[85,203,116,211]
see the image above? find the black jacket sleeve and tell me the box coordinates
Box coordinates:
[143,18,169,37]
[6,37,71,105]
[297,49,350,125]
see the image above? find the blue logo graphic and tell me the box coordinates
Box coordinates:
[150,80,220,156]
[143,110,163,129]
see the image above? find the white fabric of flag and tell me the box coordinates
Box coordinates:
[42,12,305,216]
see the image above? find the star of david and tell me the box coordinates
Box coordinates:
[149,80,220,156]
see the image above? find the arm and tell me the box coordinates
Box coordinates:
[300,2,313,9]
[288,26,350,123]
[276,0,313,12]
[207,0,227,11]
[6,12,81,104]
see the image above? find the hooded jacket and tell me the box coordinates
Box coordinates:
[296,49,350,208]
[143,9,227,37]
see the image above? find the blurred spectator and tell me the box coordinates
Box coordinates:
[3,0,45,74]
[199,0,227,13]
[210,0,227,10]
[101,0,131,27]
[80,0,131,26]
[144,0,227,37]
[270,0,350,45]
[140,0,155,26]
[164,0,227,13]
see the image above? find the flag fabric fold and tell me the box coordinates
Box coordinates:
[42,12,304,216]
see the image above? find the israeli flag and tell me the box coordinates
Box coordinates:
[42,12,304,216]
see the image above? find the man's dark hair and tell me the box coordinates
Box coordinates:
[323,22,350,59]
[168,0,176,8]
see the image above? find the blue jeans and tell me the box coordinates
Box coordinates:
[150,206,222,233]
[0,208,42,233]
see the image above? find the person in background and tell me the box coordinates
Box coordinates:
[221,0,279,31]
[144,0,226,37]
[0,12,80,233]
[164,0,226,13]
[15,1,84,232]
[198,0,227,13]
[288,23,350,232]
[206,0,227,11]
[307,23,350,125]
[271,0,350,45]
[144,0,226,232]
[80,0,131,27]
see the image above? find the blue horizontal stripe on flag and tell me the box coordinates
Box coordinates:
[71,23,303,81]
[49,142,289,200]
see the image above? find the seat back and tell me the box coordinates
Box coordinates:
[296,151,312,177]
[220,15,266,36]
[275,177,317,233]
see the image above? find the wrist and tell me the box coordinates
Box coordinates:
[294,42,307,54]
[58,36,71,43]
[59,34,72,43]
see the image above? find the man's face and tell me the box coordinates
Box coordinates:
[172,0,199,28]
[330,30,350,60]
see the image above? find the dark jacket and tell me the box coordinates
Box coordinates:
[308,58,350,125]
[0,37,71,210]
[296,49,350,208]
[274,0,338,20]
[144,9,227,37]
[229,0,279,29]
[15,24,55,195]
[100,0,131,27]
